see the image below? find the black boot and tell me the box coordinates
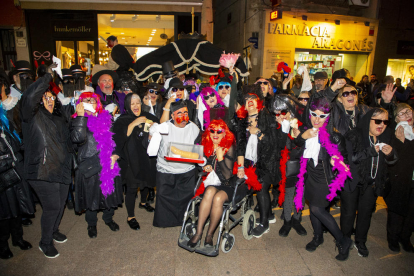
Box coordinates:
[147,188,155,204]
[335,236,353,261]
[279,219,292,237]
[0,246,13,260]
[306,234,324,252]
[292,217,307,236]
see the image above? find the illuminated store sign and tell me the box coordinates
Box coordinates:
[267,23,374,51]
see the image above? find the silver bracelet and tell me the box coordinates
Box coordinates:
[163,107,170,111]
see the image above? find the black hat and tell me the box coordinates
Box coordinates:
[145,83,160,90]
[91,69,119,85]
[169,77,186,89]
[70,64,85,75]
[170,99,187,113]
[332,68,356,86]
[10,60,34,77]
[61,69,73,79]
[107,35,117,41]
[162,61,177,79]
[272,94,304,119]
[313,71,328,80]
[219,75,232,84]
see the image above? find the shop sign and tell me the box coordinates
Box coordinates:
[397,41,414,55]
[267,23,374,51]
[52,20,96,38]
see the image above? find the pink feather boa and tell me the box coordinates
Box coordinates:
[85,111,120,197]
[219,52,240,68]
[294,123,352,211]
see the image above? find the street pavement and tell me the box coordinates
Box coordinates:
[1,196,413,275]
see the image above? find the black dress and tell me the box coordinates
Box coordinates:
[113,111,160,190]
[205,145,248,202]
[70,116,123,212]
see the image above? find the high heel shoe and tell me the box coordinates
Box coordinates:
[204,234,214,247]
[187,234,201,249]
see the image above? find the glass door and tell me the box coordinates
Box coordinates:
[56,40,96,75]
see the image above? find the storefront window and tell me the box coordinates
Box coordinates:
[294,51,368,82]
[56,41,75,68]
[387,59,414,86]
[77,41,95,75]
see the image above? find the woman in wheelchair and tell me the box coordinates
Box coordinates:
[187,119,247,248]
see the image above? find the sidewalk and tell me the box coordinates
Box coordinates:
[1,197,413,275]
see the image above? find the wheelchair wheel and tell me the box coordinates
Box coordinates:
[220,233,235,253]
[184,223,196,240]
[242,209,255,240]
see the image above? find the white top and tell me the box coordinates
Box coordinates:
[156,121,200,174]
[9,85,22,99]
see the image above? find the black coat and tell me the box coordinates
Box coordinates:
[385,136,414,216]
[113,111,159,189]
[0,122,35,220]
[70,116,123,212]
[20,74,72,184]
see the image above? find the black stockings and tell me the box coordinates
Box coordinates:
[189,186,228,244]
[125,187,149,218]
[309,205,343,240]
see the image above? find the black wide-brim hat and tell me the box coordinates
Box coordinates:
[10,60,34,77]
[145,82,161,90]
[169,77,191,90]
[92,69,119,85]
[61,69,74,79]
[332,68,356,86]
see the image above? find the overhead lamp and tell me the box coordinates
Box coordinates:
[302,15,307,21]
[151,33,154,36]
[122,37,125,39]
[152,29,157,32]
[110,14,116,22]
[121,33,124,35]
[132,15,138,22]
[335,20,340,25]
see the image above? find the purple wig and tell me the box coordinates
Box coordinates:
[200,87,225,129]
[183,79,199,93]
[310,96,331,114]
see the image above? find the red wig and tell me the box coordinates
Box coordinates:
[201,119,235,158]
[236,93,264,119]
[72,92,104,118]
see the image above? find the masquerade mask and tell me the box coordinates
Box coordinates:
[310,110,330,119]
[275,110,288,117]
[371,119,390,126]
[175,114,189,124]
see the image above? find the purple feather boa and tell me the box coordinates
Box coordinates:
[294,122,352,211]
[85,111,120,197]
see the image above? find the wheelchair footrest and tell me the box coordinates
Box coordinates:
[195,245,219,257]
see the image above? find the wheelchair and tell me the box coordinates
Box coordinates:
[178,172,256,257]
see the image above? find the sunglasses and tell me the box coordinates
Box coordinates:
[298,97,309,102]
[148,89,159,95]
[218,85,230,90]
[310,111,330,119]
[342,90,358,97]
[256,81,269,86]
[204,93,216,101]
[82,98,97,104]
[275,110,288,117]
[43,96,56,101]
[210,129,224,134]
[172,88,184,92]
[371,119,390,126]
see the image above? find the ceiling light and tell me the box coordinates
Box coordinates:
[152,29,157,32]
[151,33,154,36]
[121,33,124,35]
[110,14,116,22]
[125,42,128,44]
[122,37,125,39]
[132,15,138,22]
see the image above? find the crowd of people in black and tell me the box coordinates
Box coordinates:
[0,43,413,262]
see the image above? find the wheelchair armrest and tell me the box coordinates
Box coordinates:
[231,178,246,206]
[198,172,208,177]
